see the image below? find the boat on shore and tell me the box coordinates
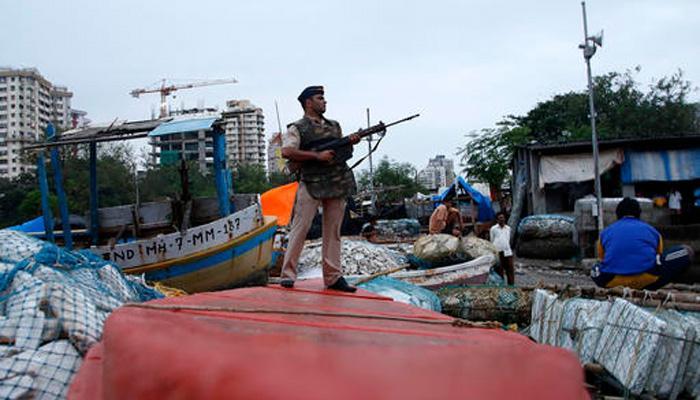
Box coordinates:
[272,254,495,289]
[23,117,278,293]
[352,254,494,288]
[93,204,277,293]
[69,280,588,399]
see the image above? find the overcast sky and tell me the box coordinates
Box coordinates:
[2,0,698,172]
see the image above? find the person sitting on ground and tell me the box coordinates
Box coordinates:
[360,215,379,243]
[591,197,694,290]
[490,211,514,285]
[428,198,463,236]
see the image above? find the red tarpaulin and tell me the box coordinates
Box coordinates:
[69,281,587,400]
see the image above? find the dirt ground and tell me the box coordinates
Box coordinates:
[513,257,596,287]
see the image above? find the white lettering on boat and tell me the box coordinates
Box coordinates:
[95,205,262,269]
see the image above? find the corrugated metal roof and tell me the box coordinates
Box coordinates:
[148,117,218,137]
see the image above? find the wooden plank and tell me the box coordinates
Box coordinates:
[48,123,72,250]
[94,204,262,269]
[98,201,173,232]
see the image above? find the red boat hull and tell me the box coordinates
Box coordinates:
[69,281,587,400]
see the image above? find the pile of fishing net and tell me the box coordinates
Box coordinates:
[373,218,421,240]
[529,289,700,398]
[0,230,162,399]
[516,215,578,259]
[358,276,441,312]
[437,286,532,325]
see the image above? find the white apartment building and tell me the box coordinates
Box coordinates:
[221,100,265,168]
[267,131,284,175]
[417,155,456,190]
[0,68,79,179]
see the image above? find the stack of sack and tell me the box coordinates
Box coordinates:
[529,289,700,399]
[516,215,578,259]
[411,234,497,268]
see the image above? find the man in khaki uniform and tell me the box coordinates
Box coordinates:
[279,86,360,292]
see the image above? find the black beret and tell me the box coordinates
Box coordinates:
[297,86,324,104]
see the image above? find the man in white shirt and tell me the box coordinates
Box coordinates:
[669,189,682,225]
[490,212,514,285]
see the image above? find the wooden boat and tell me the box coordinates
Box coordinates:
[26,117,278,293]
[69,280,588,399]
[93,204,277,293]
[353,254,495,289]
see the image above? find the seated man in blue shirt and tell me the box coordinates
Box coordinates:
[591,197,694,290]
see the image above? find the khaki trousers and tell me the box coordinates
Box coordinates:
[281,183,346,287]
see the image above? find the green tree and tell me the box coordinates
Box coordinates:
[233,164,271,194]
[516,68,698,143]
[268,171,293,187]
[56,143,137,213]
[459,68,699,189]
[139,162,216,202]
[457,122,530,188]
[18,189,58,220]
[356,157,427,203]
[0,173,38,228]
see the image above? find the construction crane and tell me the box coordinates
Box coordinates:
[130,78,238,118]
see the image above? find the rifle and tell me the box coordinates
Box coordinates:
[288,113,420,173]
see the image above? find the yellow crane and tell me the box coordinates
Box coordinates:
[130,78,238,118]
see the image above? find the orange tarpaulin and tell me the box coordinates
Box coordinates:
[260,182,298,226]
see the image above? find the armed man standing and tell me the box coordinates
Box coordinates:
[279,86,360,292]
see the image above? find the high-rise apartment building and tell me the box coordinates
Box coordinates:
[417,155,456,190]
[0,68,82,179]
[221,100,265,168]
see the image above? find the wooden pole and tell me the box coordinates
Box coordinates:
[37,151,54,243]
[47,123,72,250]
[89,141,99,245]
[212,128,231,217]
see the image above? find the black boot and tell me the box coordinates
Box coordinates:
[280,279,294,288]
[328,277,357,293]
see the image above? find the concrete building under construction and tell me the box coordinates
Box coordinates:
[148,100,267,174]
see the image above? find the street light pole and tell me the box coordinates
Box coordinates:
[580,1,604,238]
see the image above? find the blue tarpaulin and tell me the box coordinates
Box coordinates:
[621,148,700,183]
[432,177,496,222]
[148,117,218,137]
[7,216,46,233]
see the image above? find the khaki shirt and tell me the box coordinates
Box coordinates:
[281,125,301,150]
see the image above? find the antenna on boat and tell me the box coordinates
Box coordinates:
[274,101,283,135]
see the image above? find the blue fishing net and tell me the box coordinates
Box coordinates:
[358,276,442,312]
[0,229,163,399]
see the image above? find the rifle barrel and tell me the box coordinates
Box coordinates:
[383,113,420,129]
